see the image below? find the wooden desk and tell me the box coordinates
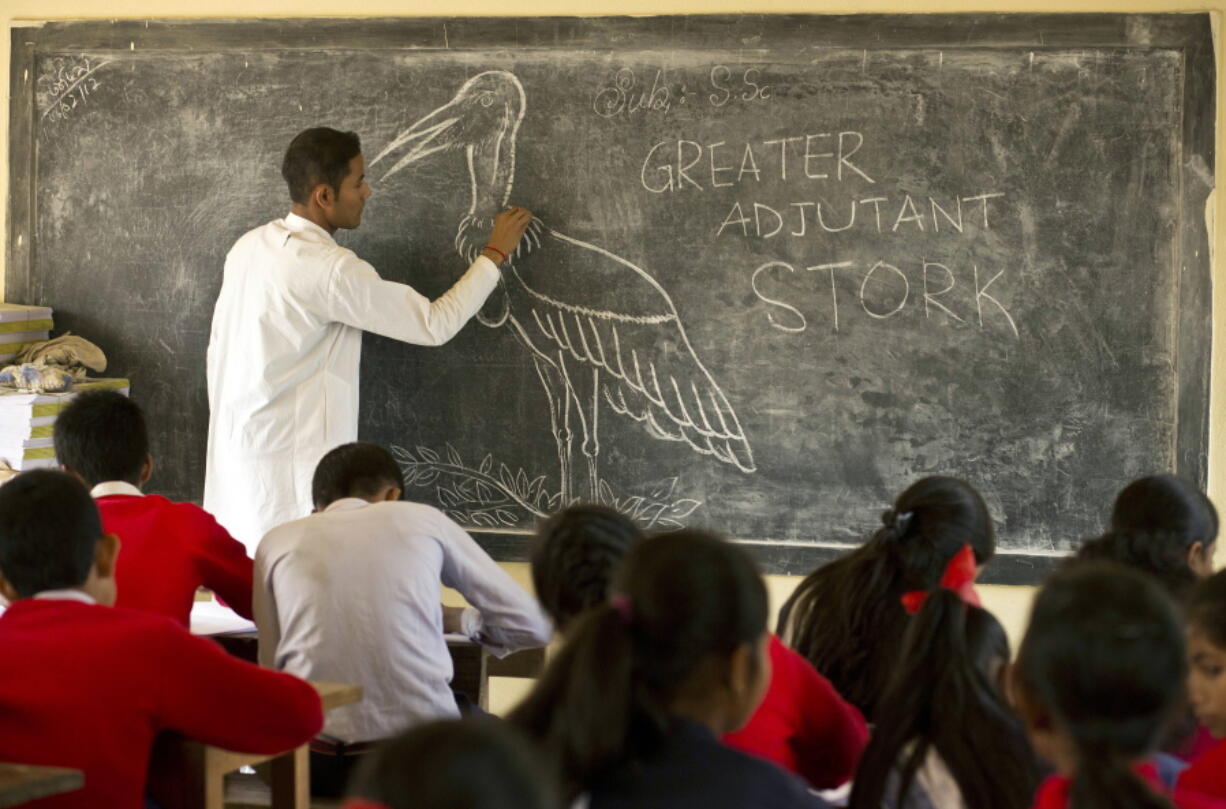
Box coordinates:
[150,682,362,809]
[445,637,547,711]
[0,763,83,808]
[207,630,547,714]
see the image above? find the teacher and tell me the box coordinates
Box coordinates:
[204,127,532,552]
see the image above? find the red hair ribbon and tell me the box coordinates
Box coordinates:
[900,543,982,614]
[342,801,393,809]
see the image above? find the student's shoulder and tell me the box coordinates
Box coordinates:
[695,750,826,809]
[375,500,462,531]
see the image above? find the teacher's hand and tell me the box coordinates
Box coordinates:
[482,206,534,264]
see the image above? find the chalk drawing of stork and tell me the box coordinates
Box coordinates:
[372,70,755,505]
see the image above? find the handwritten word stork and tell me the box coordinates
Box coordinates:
[373,70,755,504]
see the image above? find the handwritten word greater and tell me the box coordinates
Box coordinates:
[641,132,874,192]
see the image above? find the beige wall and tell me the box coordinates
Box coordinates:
[2,2,1220,678]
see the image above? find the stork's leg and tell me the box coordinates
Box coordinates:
[582,369,601,501]
[556,357,601,502]
[532,356,572,507]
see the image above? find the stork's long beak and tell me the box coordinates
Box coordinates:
[371,102,462,181]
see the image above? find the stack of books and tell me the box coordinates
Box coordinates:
[0,378,131,471]
[0,303,53,366]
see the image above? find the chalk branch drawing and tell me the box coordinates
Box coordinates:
[375,70,754,512]
[36,56,112,124]
[391,443,702,529]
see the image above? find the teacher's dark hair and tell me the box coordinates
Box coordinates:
[312,442,404,510]
[0,470,103,598]
[509,529,768,799]
[1016,562,1183,809]
[282,127,361,205]
[850,590,1039,809]
[777,475,995,719]
[530,504,645,631]
[1075,474,1217,601]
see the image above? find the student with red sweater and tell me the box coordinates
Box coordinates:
[529,505,867,789]
[1014,562,1226,809]
[53,390,253,627]
[1178,570,1226,800]
[0,470,323,809]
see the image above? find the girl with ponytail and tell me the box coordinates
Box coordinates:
[1014,562,1220,809]
[529,506,867,791]
[509,529,829,809]
[849,548,1039,809]
[778,476,996,719]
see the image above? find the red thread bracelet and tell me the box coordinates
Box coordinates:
[483,245,509,263]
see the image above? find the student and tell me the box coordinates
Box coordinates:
[53,389,253,627]
[1075,475,1219,760]
[0,470,322,809]
[254,441,551,798]
[531,505,867,790]
[1014,561,1223,809]
[1075,475,1217,601]
[205,126,534,551]
[849,549,1040,809]
[530,504,645,631]
[777,476,996,720]
[510,529,830,809]
[343,717,558,809]
[1177,570,1226,800]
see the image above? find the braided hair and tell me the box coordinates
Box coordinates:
[530,505,645,631]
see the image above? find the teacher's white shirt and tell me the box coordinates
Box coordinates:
[253,497,551,743]
[204,213,498,551]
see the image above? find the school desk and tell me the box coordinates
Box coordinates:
[148,681,362,809]
[0,763,83,807]
[189,599,546,712]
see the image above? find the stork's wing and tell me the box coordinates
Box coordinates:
[513,229,755,474]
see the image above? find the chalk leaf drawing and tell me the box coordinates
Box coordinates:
[392,443,704,530]
[375,70,755,515]
[36,56,111,124]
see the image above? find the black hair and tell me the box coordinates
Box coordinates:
[1016,562,1184,809]
[1075,475,1218,601]
[52,389,148,487]
[347,717,557,809]
[850,590,1040,809]
[312,442,405,510]
[1187,569,1226,649]
[530,504,645,631]
[0,470,103,598]
[777,476,995,719]
[281,127,362,205]
[509,529,768,799]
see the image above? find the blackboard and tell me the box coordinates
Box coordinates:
[8,15,1214,583]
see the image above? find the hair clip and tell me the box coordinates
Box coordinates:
[900,543,982,614]
[610,593,634,624]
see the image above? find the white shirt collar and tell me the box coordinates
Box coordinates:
[284,211,336,245]
[322,497,372,513]
[90,480,144,499]
[32,589,97,605]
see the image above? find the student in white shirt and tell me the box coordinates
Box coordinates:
[254,441,551,798]
[205,127,533,551]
